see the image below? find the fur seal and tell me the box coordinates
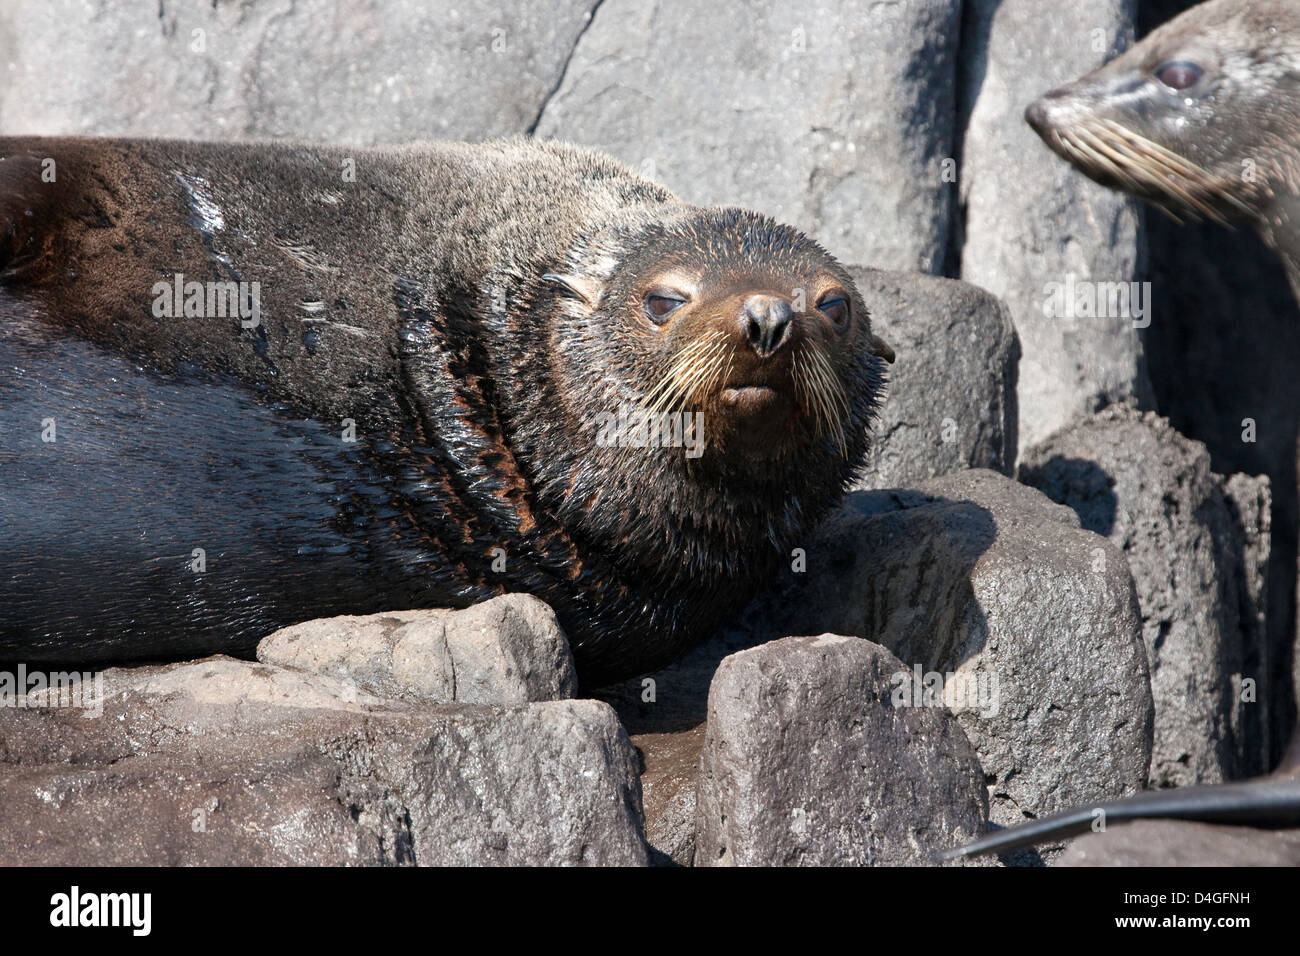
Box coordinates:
[0,136,892,687]
[947,0,1300,859]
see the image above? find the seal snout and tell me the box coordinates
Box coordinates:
[1024,96,1053,137]
[1025,86,1076,139]
[741,294,794,357]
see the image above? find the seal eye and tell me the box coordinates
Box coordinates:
[644,293,685,324]
[817,295,850,329]
[1155,60,1204,91]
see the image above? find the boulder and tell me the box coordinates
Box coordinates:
[1021,406,1272,784]
[0,657,646,866]
[1058,819,1300,867]
[535,0,962,272]
[256,593,577,705]
[730,469,1154,860]
[850,267,1019,488]
[693,635,987,866]
[0,0,598,142]
[959,0,1150,449]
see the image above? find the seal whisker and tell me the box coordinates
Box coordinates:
[1078,126,1203,223]
[1091,117,1258,221]
[1078,125,1221,222]
[671,333,728,409]
[643,331,722,417]
[1069,127,1148,195]
[1089,125,1229,223]
[654,336,726,419]
[800,343,850,456]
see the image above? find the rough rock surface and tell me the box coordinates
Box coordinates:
[850,267,1019,489]
[727,469,1153,860]
[693,635,987,866]
[1059,819,1300,867]
[959,0,1150,449]
[536,0,962,272]
[1021,407,1272,785]
[0,0,599,143]
[0,657,646,866]
[256,594,577,705]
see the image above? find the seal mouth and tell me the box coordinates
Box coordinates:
[642,328,852,456]
[1029,108,1258,224]
[720,384,787,415]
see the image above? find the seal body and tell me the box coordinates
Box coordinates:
[0,137,888,686]
[947,0,1300,857]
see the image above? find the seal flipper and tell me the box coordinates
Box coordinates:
[938,775,1300,860]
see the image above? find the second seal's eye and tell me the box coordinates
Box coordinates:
[817,294,850,328]
[1155,60,1204,91]
[644,293,685,323]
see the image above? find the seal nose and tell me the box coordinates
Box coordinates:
[741,294,794,357]
[1025,86,1085,139]
[1025,97,1051,136]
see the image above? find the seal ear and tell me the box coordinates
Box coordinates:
[543,272,602,308]
[871,334,896,364]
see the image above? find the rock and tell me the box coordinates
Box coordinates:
[1021,406,1272,785]
[1141,187,1300,771]
[256,594,577,706]
[0,657,646,866]
[959,0,1151,449]
[535,0,962,272]
[849,267,1019,489]
[0,0,598,142]
[1058,819,1300,867]
[729,469,1153,860]
[694,635,987,866]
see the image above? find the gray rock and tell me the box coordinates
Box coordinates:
[536,0,962,272]
[256,593,577,706]
[850,267,1019,489]
[729,469,1154,859]
[959,0,1151,449]
[1020,406,1272,785]
[0,0,598,143]
[1058,819,1300,867]
[0,657,646,866]
[694,635,987,866]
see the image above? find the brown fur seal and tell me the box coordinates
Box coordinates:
[0,136,892,687]
[947,0,1300,859]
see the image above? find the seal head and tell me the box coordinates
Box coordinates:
[516,204,892,680]
[1024,0,1300,239]
[541,206,887,467]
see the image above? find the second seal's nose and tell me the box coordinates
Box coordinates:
[1025,86,1074,137]
[742,294,793,357]
[1025,97,1050,135]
